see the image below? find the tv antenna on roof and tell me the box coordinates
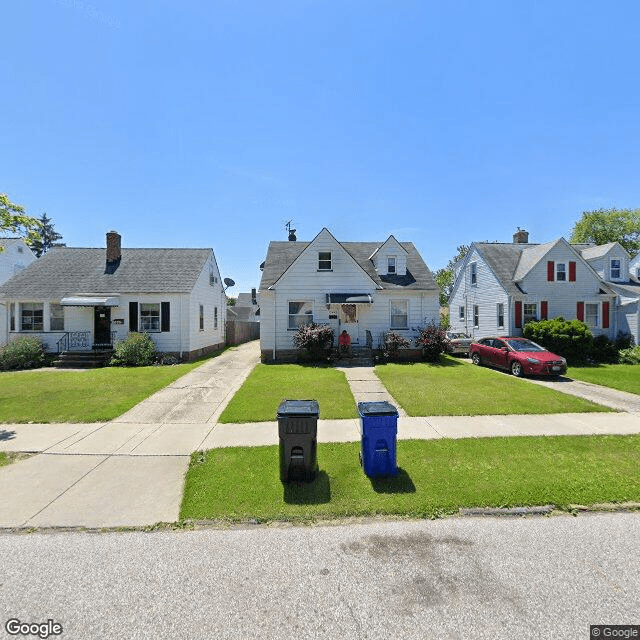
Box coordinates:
[285,220,297,241]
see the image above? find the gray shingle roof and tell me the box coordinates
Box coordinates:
[0,247,211,298]
[512,239,559,281]
[580,242,621,260]
[473,243,530,296]
[259,240,437,291]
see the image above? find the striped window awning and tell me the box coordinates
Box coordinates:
[326,293,373,304]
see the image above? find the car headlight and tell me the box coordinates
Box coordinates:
[526,357,540,364]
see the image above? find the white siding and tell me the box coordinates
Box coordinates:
[259,230,438,356]
[519,243,616,337]
[448,247,509,338]
[0,241,37,286]
[584,246,629,282]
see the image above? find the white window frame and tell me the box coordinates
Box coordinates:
[585,302,599,329]
[610,258,621,280]
[459,306,465,321]
[390,300,408,330]
[50,303,65,331]
[556,263,567,282]
[288,301,314,330]
[20,303,44,332]
[214,306,218,330]
[470,263,477,287]
[140,303,161,332]
[523,302,538,324]
[473,305,479,328]
[497,303,504,328]
[318,252,332,271]
[387,256,396,274]
[199,304,204,331]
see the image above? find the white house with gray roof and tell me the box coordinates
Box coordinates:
[0,238,36,285]
[258,227,439,362]
[0,231,227,360]
[449,229,639,345]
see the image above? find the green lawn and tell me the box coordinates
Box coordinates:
[375,357,611,416]
[568,364,640,396]
[0,358,212,423]
[218,364,358,422]
[181,435,640,522]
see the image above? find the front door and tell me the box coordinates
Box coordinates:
[340,304,359,344]
[94,306,112,348]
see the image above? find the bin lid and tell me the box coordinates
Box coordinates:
[277,399,319,417]
[357,401,398,416]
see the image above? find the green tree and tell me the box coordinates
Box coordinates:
[435,244,470,306]
[30,213,65,258]
[0,193,42,250]
[569,208,640,253]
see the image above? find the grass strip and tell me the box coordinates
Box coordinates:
[181,434,640,522]
[568,365,640,396]
[218,364,358,422]
[375,357,612,416]
[0,356,215,423]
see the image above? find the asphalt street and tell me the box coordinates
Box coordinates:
[1,513,638,640]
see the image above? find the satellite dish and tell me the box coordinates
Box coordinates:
[223,278,235,288]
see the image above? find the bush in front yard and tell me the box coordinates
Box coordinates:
[0,337,46,371]
[381,331,411,362]
[523,317,593,364]
[415,322,450,362]
[618,345,640,364]
[110,332,156,366]
[292,323,334,362]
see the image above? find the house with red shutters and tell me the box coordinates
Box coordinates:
[448,229,639,344]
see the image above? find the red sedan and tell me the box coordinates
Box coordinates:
[469,337,567,377]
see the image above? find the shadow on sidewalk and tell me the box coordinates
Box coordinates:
[0,429,16,441]
[283,470,331,505]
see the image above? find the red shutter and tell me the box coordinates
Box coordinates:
[547,261,555,281]
[541,301,548,320]
[602,301,610,329]
[569,261,576,282]
[576,301,584,322]
[515,301,522,329]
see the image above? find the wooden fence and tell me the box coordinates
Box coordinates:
[226,321,260,346]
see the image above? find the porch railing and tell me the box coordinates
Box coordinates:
[56,331,91,353]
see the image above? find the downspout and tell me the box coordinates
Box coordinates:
[272,289,277,361]
[179,294,183,358]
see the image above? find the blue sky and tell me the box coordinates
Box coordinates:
[2,0,639,295]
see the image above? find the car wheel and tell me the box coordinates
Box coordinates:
[471,353,481,366]
[511,361,523,377]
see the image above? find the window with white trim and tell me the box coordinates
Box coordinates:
[10,303,15,331]
[459,306,465,321]
[214,306,218,330]
[470,263,477,286]
[288,301,313,329]
[524,303,537,323]
[199,304,204,331]
[610,259,621,280]
[585,303,599,329]
[387,257,396,274]
[556,263,566,281]
[318,252,332,270]
[50,303,64,331]
[497,303,504,328]
[390,300,408,329]
[473,305,479,327]
[21,303,44,331]
[140,303,161,332]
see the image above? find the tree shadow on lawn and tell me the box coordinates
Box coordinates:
[283,470,331,505]
[368,467,416,494]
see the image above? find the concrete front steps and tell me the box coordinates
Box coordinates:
[53,350,114,369]
[334,347,374,367]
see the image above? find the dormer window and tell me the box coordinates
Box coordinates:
[17,247,23,254]
[610,259,621,280]
[387,257,396,274]
[318,252,332,271]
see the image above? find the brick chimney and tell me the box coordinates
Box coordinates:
[513,228,529,244]
[106,231,122,263]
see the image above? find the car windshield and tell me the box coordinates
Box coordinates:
[448,333,470,339]
[506,339,546,352]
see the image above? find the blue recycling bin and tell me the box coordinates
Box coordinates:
[357,401,398,478]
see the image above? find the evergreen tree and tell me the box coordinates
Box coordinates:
[30,213,65,258]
